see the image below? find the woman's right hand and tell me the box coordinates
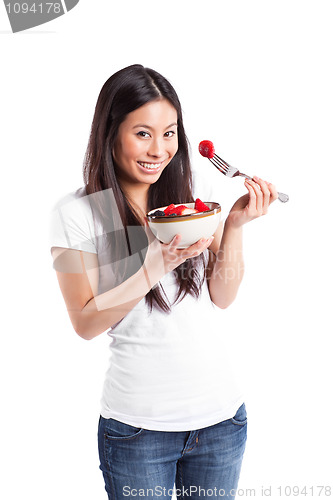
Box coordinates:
[143,221,214,282]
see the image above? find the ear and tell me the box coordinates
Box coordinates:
[111,134,121,165]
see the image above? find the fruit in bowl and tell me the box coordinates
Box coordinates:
[146,198,221,249]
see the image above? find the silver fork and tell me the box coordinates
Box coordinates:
[209,154,289,203]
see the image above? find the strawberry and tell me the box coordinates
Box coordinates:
[181,208,199,215]
[194,198,210,212]
[164,204,188,215]
[199,140,215,159]
[171,205,187,215]
[164,204,177,215]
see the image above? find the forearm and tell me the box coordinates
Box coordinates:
[75,263,162,340]
[208,217,245,309]
[68,233,213,340]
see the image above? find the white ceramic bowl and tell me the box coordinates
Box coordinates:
[146,202,221,248]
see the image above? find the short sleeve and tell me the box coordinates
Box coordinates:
[49,188,97,254]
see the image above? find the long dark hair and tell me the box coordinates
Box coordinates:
[83,64,206,312]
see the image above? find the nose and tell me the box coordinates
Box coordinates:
[148,137,164,158]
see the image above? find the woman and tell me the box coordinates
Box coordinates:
[50,64,278,499]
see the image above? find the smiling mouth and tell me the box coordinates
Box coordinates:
[137,161,163,170]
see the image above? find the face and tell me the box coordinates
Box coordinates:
[112,98,178,193]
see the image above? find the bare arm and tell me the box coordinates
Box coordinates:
[52,231,213,340]
[207,221,244,309]
[208,177,278,309]
[52,247,156,340]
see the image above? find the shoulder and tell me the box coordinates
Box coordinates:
[51,186,94,221]
[49,186,97,254]
[51,186,90,213]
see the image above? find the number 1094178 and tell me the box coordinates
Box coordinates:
[5,3,62,14]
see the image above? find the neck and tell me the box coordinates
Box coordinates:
[121,183,149,221]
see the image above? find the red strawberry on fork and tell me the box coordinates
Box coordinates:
[199,140,215,159]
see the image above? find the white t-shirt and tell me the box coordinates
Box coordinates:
[49,170,244,431]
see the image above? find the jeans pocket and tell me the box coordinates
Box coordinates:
[102,417,144,440]
[230,403,247,426]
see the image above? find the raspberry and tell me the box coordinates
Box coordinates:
[194,198,210,212]
[199,140,215,159]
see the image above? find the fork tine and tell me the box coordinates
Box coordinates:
[214,154,232,170]
[209,156,228,174]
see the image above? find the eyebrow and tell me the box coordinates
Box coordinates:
[132,122,178,130]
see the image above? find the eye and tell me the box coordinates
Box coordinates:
[137,131,150,138]
[164,131,176,138]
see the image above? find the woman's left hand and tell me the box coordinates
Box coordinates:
[226,176,278,228]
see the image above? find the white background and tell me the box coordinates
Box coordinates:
[1,1,332,499]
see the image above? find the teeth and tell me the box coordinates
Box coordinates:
[138,162,162,170]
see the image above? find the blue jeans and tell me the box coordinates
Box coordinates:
[98,403,247,499]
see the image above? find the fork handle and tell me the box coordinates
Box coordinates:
[277,192,289,203]
[239,174,289,202]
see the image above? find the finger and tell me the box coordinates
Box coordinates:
[181,236,214,259]
[168,234,182,249]
[266,181,279,203]
[251,176,265,213]
[254,177,270,214]
[180,241,205,260]
[244,179,258,216]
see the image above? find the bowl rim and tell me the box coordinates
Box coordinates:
[146,202,221,223]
